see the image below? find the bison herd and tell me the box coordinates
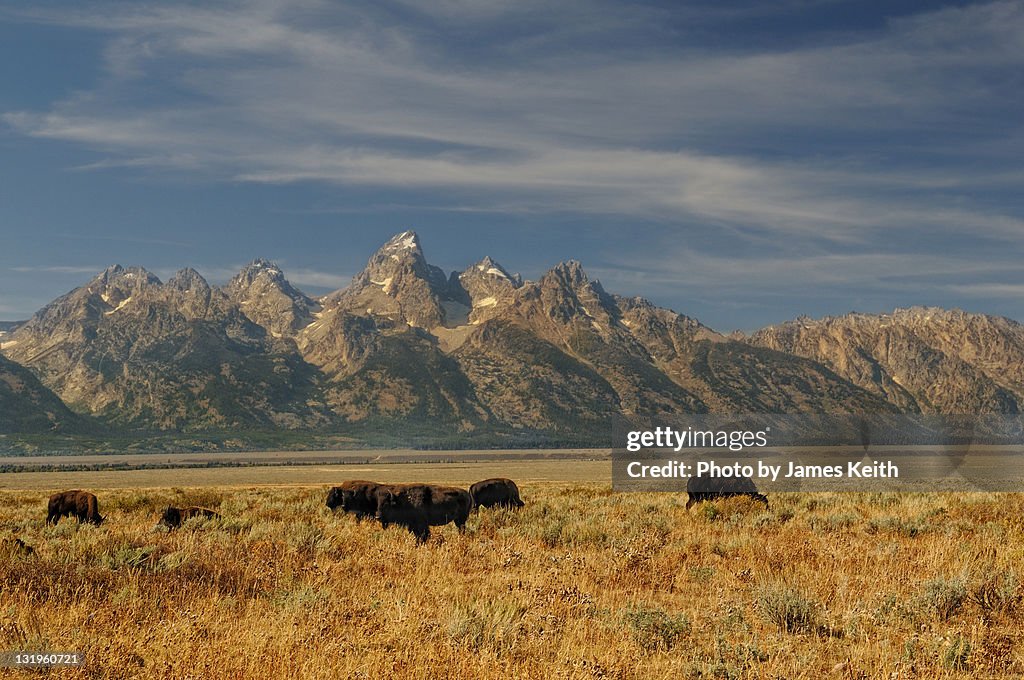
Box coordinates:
[7,476,767,551]
[326,477,524,543]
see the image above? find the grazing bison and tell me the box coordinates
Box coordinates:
[47,490,104,525]
[1,537,34,556]
[374,484,473,543]
[326,480,384,520]
[470,478,524,509]
[159,506,220,529]
[685,475,768,510]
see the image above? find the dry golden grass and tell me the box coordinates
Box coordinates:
[1,485,1023,678]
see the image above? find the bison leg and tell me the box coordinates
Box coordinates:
[685,497,695,510]
[410,523,430,544]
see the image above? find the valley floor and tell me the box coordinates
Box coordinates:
[1,483,1022,678]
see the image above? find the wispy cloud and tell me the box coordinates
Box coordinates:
[945,283,1024,299]
[285,269,350,290]
[3,0,1022,245]
[56,232,194,248]
[11,265,104,274]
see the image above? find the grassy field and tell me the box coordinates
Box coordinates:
[1,481,1022,678]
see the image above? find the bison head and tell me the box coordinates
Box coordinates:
[326,488,343,510]
[375,490,399,521]
[159,506,180,527]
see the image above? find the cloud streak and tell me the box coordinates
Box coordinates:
[4,0,1022,245]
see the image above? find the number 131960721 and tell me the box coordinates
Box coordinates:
[1,652,83,667]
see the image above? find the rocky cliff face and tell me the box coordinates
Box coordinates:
[748,308,1024,413]
[1,233,1013,441]
[0,354,94,433]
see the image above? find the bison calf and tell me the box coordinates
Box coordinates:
[685,475,768,510]
[47,490,104,525]
[375,484,472,543]
[470,478,524,510]
[326,480,383,520]
[159,506,220,529]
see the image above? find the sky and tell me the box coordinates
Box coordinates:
[0,0,1022,332]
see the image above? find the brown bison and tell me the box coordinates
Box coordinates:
[1,537,34,556]
[47,490,104,525]
[685,475,768,510]
[326,480,383,520]
[470,478,524,509]
[159,506,220,529]
[374,484,473,543]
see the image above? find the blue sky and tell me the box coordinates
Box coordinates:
[1,0,1022,331]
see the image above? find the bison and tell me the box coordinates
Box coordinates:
[685,475,768,510]
[470,478,524,510]
[47,490,104,525]
[326,480,383,520]
[159,506,220,529]
[374,484,473,543]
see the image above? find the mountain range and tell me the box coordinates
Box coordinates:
[2,231,1021,449]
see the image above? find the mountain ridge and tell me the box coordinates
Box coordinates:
[2,232,1020,446]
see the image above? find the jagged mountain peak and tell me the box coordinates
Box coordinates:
[168,267,211,292]
[223,260,315,336]
[236,258,284,280]
[357,230,434,281]
[92,264,161,288]
[464,256,522,287]
[374,230,423,261]
[543,260,593,290]
[324,230,453,329]
[386,229,421,249]
[455,257,521,324]
[227,259,295,292]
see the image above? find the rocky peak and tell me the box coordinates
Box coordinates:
[229,259,287,289]
[224,260,315,336]
[226,259,311,306]
[328,231,454,329]
[471,256,521,285]
[538,260,611,305]
[90,265,161,291]
[168,268,211,293]
[458,256,521,322]
[353,230,447,292]
[380,230,423,258]
[541,260,602,294]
